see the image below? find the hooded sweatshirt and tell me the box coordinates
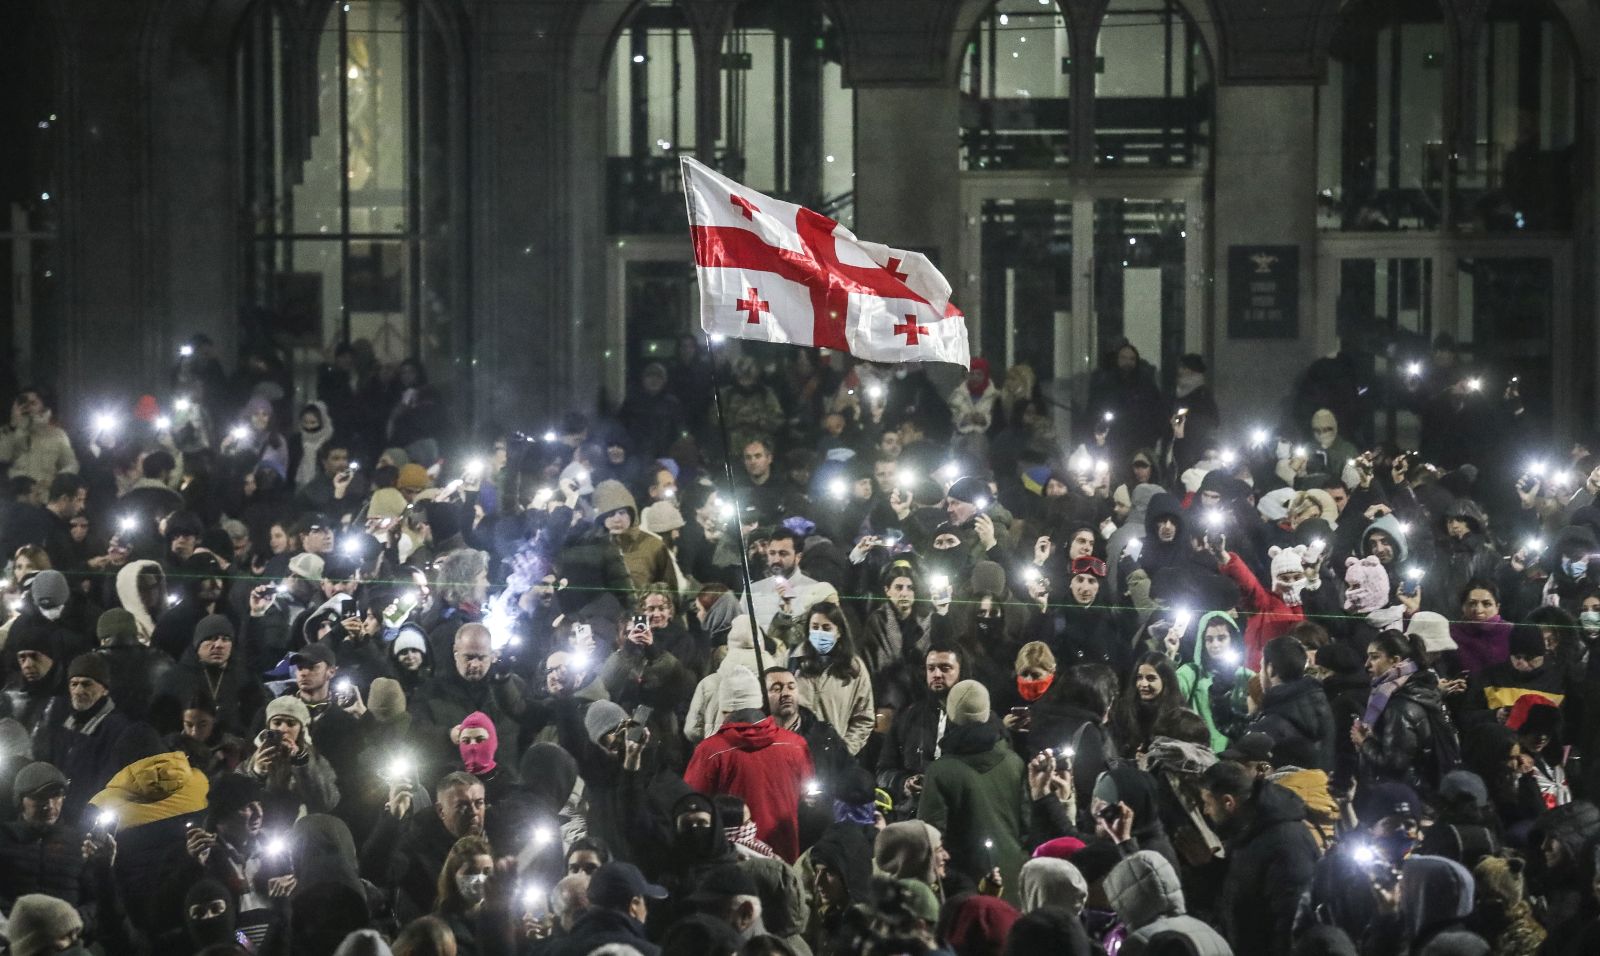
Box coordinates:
[682,713,813,862]
[591,480,674,590]
[874,820,944,890]
[293,400,335,488]
[114,560,167,643]
[1018,857,1088,914]
[1103,850,1233,956]
[1177,611,1255,752]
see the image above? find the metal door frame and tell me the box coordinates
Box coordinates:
[1316,232,1574,434]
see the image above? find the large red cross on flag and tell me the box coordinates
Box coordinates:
[681,156,970,369]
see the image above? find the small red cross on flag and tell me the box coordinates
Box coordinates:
[737,288,770,324]
[894,315,929,345]
[681,156,969,368]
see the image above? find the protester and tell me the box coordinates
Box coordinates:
[4,322,1598,956]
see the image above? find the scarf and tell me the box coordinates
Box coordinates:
[725,821,778,859]
[1363,659,1419,727]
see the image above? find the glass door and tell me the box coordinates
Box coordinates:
[960,173,1205,433]
[1317,236,1572,440]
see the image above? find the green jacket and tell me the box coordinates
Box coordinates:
[1175,611,1256,752]
[917,722,1029,902]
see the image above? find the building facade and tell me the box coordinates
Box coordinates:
[1,0,1595,442]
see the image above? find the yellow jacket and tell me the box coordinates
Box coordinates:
[1271,767,1339,851]
[88,751,210,829]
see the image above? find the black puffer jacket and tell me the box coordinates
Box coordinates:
[1217,780,1319,956]
[0,820,91,908]
[1251,676,1336,771]
[1358,670,1453,795]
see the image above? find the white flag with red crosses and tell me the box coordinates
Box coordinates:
[681,156,970,369]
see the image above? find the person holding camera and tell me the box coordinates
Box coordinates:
[245,695,340,829]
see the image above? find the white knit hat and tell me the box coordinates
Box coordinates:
[717,665,763,716]
[1269,545,1307,581]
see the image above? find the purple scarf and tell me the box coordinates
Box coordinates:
[1450,616,1512,673]
[1363,659,1420,727]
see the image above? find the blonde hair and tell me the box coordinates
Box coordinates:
[1014,641,1057,674]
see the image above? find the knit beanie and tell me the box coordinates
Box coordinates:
[68,652,111,689]
[193,614,235,647]
[7,894,83,956]
[946,476,990,505]
[29,570,69,611]
[584,700,628,746]
[1342,556,1391,614]
[641,500,685,535]
[717,665,763,715]
[368,487,408,520]
[390,626,427,658]
[366,678,406,723]
[1407,611,1456,653]
[96,609,139,644]
[946,679,991,726]
[265,695,312,729]
[396,463,431,492]
[1270,545,1307,582]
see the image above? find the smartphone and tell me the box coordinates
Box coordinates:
[263,728,283,749]
[334,680,355,707]
[1053,749,1075,773]
[1098,804,1124,826]
[626,705,653,744]
[630,614,649,631]
[1009,705,1031,723]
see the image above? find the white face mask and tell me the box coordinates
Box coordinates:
[455,872,488,905]
[1277,579,1309,607]
[40,606,64,621]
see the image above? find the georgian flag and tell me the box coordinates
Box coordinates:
[681,156,970,369]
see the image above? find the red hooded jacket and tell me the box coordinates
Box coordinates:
[683,716,813,862]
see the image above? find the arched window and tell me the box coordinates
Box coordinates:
[960,0,1072,170]
[236,0,466,368]
[607,0,697,234]
[1094,0,1212,167]
[1457,0,1578,232]
[1316,0,1448,230]
[718,0,854,223]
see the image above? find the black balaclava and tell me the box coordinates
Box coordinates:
[184,878,237,949]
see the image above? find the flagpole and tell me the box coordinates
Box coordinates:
[703,333,771,706]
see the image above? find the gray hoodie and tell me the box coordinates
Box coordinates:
[1104,850,1234,956]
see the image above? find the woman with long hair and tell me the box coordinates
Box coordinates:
[782,601,874,755]
[1351,630,1458,796]
[434,834,494,953]
[1111,652,1186,759]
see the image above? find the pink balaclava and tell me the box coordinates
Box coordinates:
[1343,555,1391,614]
[459,711,499,776]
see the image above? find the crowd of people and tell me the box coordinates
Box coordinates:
[0,331,1596,956]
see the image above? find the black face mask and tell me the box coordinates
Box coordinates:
[674,820,722,860]
[974,618,1000,642]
